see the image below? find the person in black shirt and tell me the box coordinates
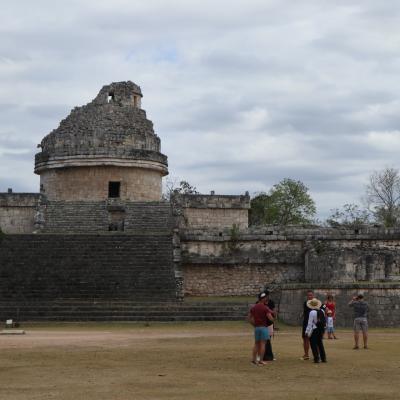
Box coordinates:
[301,290,314,360]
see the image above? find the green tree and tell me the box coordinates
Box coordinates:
[250,178,316,225]
[366,167,400,227]
[326,204,371,228]
[163,177,199,200]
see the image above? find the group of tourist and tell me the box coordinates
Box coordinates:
[248,289,369,366]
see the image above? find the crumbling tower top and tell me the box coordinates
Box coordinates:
[94,81,143,108]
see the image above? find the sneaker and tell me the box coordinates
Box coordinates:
[353,346,359,350]
[300,355,310,360]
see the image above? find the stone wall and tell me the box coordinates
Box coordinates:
[40,166,163,201]
[173,193,250,229]
[0,193,39,233]
[183,264,304,296]
[179,226,400,297]
[183,209,249,230]
[305,239,400,283]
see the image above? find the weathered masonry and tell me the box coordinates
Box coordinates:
[1,81,400,326]
[178,225,400,326]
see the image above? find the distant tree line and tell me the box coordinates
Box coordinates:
[251,167,400,228]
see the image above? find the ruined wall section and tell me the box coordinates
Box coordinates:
[305,238,400,283]
[180,228,305,296]
[172,193,250,230]
[180,226,400,296]
[0,193,40,233]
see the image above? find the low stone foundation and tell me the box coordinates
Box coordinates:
[183,264,304,296]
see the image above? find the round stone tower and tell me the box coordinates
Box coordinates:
[34,81,168,201]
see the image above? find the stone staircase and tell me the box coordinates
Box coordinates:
[43,201,108,232]
[42,201,173,233]
[0,300,250,322]
[0,234,177,301]
[124,202,173,232]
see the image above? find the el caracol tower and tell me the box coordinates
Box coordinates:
[35,81,168,203]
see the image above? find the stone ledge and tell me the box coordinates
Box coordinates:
[278,282,400,290]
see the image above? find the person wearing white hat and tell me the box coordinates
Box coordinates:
[305,298,327,363]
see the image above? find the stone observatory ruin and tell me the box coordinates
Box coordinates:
[35,81,167,204]
[1,81,400,326]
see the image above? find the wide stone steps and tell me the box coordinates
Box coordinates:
[42,201,173,233]
[0,302,251,322]
[0,234,177,301]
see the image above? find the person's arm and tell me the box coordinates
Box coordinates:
[305,310,315,337]
[267,312,274,323]
[247,309,255,326]
[348,297,357,306]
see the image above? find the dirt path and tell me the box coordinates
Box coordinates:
[1,327,398,349]
[0,329,250,349]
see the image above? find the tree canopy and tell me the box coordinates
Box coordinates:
[163,178,199,200]
[365,167,400,227]
[250,178,316,226]
[326,203,371,228]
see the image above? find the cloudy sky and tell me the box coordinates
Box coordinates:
[1,0,400,218]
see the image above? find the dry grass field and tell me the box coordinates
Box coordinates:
[0,322,399,400]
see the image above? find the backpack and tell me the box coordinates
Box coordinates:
[316,309,326,330]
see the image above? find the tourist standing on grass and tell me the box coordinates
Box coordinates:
[263,290,276,362]
[349,294,369,349]
[301,290,314,360]
[326,310,336,339]
[324,294,337,339]
[248,292,274,366]
[305,298,327,363]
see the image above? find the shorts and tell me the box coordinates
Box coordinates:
[354,317,368,333]
[327,327,334,334]
[254,326,269,341]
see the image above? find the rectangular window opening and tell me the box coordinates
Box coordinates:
[108,181,121,198]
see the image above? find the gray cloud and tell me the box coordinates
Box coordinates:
[1,0,400,218]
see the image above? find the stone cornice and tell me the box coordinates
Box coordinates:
[34,155,168,175]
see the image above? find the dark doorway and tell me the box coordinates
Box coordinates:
[108,181,121,198]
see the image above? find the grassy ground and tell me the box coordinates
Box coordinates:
[1,322,399,400]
